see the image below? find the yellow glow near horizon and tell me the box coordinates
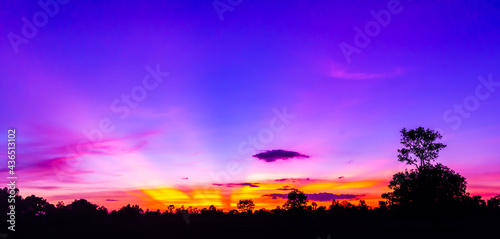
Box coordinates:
[135,178,388,211]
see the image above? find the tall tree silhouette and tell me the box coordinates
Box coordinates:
[397,127,447,169]
[384,127,470,213]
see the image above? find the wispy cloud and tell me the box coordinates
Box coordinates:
[274,178,311,182]
[212,183,260,188]
[276,186,297,191]
[329,64,404,80]
[8,124,162,185]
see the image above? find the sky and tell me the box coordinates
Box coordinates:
[1,0,499,211]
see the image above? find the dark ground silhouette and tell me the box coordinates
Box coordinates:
[1,189,499,239]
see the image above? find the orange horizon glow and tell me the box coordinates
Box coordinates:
[22,176,500,212]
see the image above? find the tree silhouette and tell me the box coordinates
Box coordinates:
[113,204,143,222]
[382,163,468,208]
[20,195,54,216]
[1,185,500,237]
[56,201,65,209]
[383,127,472,219]
[167,205,175,213]
[487,195,500,208]
[227,209,239,214]
[237,199,255,212]
[283,189,308,210]
[119,204,143,214]
[397,127,447,169]
[358,200,369,210]
[64,199,105,224]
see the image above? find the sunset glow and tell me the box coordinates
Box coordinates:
[1,0,499,213]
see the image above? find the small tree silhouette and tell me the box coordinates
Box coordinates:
[167,205,175,213]
[56,201,65,209]
[358,200,369,210]
[208,205,217,211]
[311,202,318,210]
[283,189,308,210]
[487,195,500,208]
[237,199,255,213]
[397,127,447,169]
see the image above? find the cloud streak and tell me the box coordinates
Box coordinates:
[329,66,404,80]
[276,186,297,191]
[274,178,310,182]
[262,192,362,201]
[212,183,260,188]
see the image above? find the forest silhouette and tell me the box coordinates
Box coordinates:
[2,127,499,239]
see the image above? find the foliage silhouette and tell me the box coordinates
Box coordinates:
[397,127,447,169]
[283,189,308,211]
[487,194,500,208]
[383,127,482,222]
[1,186,499,238]
[311,202,318,210]
[237,199,255,213]
[382,163,468,208]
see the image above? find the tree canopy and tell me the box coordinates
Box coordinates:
[397,127,447,169]
[382,163,468,207]
[384,127,471,212]
[283,189,308,210]
[237,199,255,212]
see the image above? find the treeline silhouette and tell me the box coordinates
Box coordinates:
[1,127,499,238]
[2,187,499,238]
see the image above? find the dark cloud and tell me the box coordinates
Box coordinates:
[275,178,289,182]
[262,193,288,200]
[182,177,188,180]
[276,186,297,191]
[338,176,345,179]
[307,193,362,201]
[274,178,310,182]
[262,192,362,201]
[253,149,309,162]
[105,199,118,201]
[212,183,260,188]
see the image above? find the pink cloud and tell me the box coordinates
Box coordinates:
[9,124,163,186]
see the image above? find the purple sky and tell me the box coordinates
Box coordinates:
[1,0,499,210]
